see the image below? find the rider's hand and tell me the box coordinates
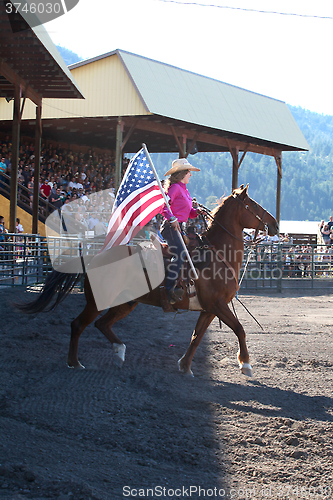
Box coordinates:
[171,219,181,232]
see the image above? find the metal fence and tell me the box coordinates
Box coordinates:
[0,233,51,286]
[240,242,333,291]
[0,235,332,290]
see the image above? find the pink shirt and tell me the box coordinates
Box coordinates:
[161,182,198,223]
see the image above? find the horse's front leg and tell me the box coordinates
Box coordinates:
[94,301,138,366]
[212,298,252,376]
[178,311,215,376]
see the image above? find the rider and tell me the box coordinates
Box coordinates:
[160,158,201,304]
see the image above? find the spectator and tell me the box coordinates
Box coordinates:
[3,153,11,172]
[40,179,51,200]
[16,218,24,233]
[330,228,333,245]
[88,213,99,231]
[320,223,331,246]
[21,165,31,187]
[27,176,34,207]
[68,176,77,190]
[0,157,6,174]
[61,198,72,214]
[0,215,8,252]
[327,216,333,231]
[50,182,59,197]
[50,188,63,209]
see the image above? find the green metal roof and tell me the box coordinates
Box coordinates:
[116,49,308,151]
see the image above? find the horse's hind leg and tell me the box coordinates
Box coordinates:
[68,302,100,369]
[178,311,215,376]
[94,301,138,366]
[213,299,252,376]
[68,276,99,369]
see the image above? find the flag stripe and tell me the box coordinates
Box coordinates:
[102,185,163,250]
[107,195,165,248]
[110,184,161,233]
[101,148,165,252]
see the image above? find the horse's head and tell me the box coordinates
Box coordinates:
[232,184,279,236]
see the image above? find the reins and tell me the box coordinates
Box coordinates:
[196,198,265,330]
[198,195,268,246]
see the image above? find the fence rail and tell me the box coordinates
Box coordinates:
[0,235,332,290]
[240,242,333,290]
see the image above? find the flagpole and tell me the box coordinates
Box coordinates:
[142,143,199,281]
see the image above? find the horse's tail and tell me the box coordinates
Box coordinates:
[15,270,82,314]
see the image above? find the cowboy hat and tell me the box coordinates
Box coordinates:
[164,158,200,176]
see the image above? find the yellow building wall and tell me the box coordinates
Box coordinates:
[0,54,150,120]
[0,195,46,236]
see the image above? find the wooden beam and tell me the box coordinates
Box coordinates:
[238,146,249,168]
[115,118,124,193]
[274,154,282,227]
[121,119,139,151]
[227,141,239,190]
[126,118,282,158]
[185,132,199,158]
[9,83,21,233]
[33,103,42,234]
[170,125,184,157]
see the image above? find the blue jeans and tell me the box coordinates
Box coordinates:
[161,222,185,291]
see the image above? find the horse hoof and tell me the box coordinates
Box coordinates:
[113,343,126,365]
[67,361,85,369]
[178,359,194,377]
[240,362,253,377]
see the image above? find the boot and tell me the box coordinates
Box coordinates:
[168,287,184,305]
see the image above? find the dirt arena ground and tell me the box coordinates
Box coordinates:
[0,286,332,500]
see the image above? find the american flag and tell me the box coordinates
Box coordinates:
[101,148,165,251]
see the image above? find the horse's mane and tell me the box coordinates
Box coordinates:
[206,187,245,229]
[206,196,226,229]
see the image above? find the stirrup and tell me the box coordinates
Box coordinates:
[168,287,184,305]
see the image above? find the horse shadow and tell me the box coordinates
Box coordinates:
[210,378,333,422]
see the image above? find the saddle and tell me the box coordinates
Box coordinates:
[159,229,212,313]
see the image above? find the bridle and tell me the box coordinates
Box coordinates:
[199,193,269,244]
[233,193,268,240]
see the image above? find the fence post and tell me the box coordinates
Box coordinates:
[277,244,282,293]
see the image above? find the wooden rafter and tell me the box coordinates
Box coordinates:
[170,125,184,156]
[129,118,282,158]
[0,58,41,106]
[121,118,139,150]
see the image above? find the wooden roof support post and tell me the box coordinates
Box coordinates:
[115,118,124,193]
[9,83,21,233]
[170,126,184,157]
[32,103,42,234]
[274,153,282,229]
[182,134,187,158]
[228,143,239,190]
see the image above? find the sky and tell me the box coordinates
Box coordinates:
[44,0,333,115]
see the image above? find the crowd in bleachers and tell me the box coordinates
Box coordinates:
[0,135,133,235]
[0,136,131,201]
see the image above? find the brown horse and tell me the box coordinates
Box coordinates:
[18,185,278,377]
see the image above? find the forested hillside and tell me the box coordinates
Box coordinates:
[56,45,82,66]
[152,106,333,221]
